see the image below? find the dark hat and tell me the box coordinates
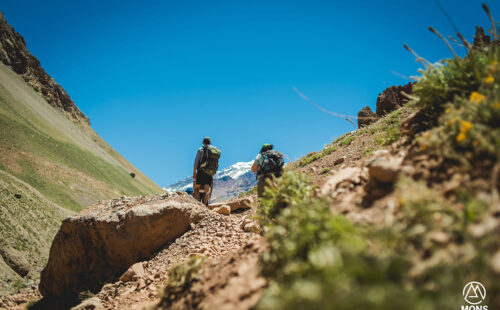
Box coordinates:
[203,137,211,145]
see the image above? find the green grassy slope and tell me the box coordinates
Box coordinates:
[0,62,162,293]
[0,170,72,293]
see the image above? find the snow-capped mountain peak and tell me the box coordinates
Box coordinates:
[215,161,253,180]
[163,160,256,202]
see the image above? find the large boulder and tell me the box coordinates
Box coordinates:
[376,82,414,117]
[39,193,210,297]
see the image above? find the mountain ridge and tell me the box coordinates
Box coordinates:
[0,11,89,125]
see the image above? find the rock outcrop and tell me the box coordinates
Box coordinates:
[0,11,89,125]
[357,106,377,128]
[472,26,499,50]
[39,193,210,297]
[375,82,414,116]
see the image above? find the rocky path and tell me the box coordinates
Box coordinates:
[0,195,264,310]
[95,204,263,310]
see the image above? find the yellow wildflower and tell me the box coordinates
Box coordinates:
[494,102,500,109]
[456,133,467,142]
[447,117,458,126]
[469,91,485,104]
[473,140,479,147]
[420,143,427,151]
[445,108,451,113]
[423,132,431,139]
[485,75,494,84]
[490,60,498,73]
[460,120,473,133]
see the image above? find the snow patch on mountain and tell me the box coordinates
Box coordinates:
[163,161,256,202]
[216,161,253,180]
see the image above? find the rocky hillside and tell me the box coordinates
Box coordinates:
[0,12,162,295]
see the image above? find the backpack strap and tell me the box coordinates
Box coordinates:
[198,146,208,169]
[257,151,267,176]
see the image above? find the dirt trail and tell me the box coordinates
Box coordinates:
[95,205,264,310]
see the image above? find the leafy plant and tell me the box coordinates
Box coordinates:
[256,172,500,309]
[161,255,205,304]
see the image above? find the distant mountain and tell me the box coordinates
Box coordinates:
[164,161,257,202]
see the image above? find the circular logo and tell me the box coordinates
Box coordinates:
[463,281,486,305]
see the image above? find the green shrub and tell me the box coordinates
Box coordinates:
[256,173,500,309]
[322,145,337,156]
[416,45,500,164]
[298,145,337,167]
[363,147,374,157]
[256,172,416,310]
[239,185,257,197]
[298,152,322,167]
[373,109,403,146]
[162,256,205,304]
[338,134,355,147]
[320,167,331,174]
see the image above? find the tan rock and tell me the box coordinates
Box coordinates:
[209,196,256,212]
[243,222,260,233]
[320,167,368,196]
[491,250,500,275]
[71,296,102,310]
[39,195,210,297]
[137,278,146,290]
[429,231,449,245]
[334,157,345,165]
[120,262,145,282]
[368,155,403,183]
[468,216,499,238]
[214,205,231,215]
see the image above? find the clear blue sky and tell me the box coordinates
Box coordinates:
[1,0,497,186]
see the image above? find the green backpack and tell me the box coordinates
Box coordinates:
[200,145,221,176]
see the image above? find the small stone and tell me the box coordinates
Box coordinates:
[214,205,231,215]
[334,157,345,165]
[137,278,146,290]
[468,216,499,238]
[491,250,500,275]
[429,231,449,245]
[243,222,260,233]
[71,296,102,310]
[101,283,114,293]
[119,262,146,282]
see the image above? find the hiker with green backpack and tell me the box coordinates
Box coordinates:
[251,143,284,197]
[193,137,221,205]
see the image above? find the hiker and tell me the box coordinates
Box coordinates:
[251,143,284,197]
[193,137,221,205]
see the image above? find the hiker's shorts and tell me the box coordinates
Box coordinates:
[195,171,213,186]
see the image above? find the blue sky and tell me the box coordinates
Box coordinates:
[1,0,498,186]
